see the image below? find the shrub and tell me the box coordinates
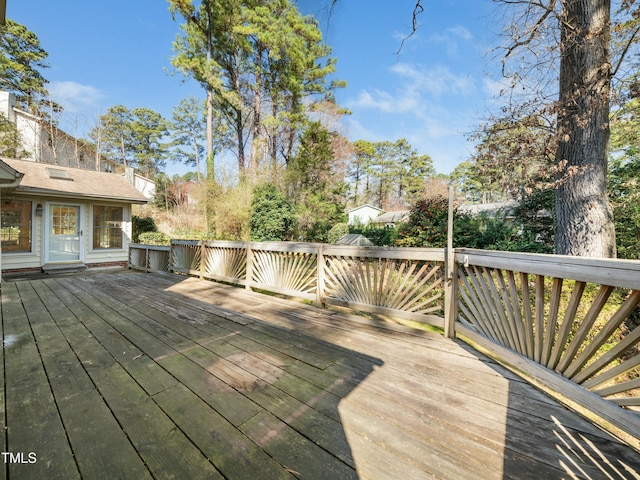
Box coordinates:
[138,231,170,245]
[132,215,157,243]
[396,196,449,247]
[327,223,349,244]
[249,183,297,241]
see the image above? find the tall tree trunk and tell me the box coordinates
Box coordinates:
[250,47,263,173]
[206,88,214,181]
[554,0,616,257]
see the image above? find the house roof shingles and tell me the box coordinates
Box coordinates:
[1,158,148,204]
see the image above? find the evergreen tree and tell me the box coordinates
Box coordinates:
[249,182,296,241]
[286,121,346,241]
[0,20,50,112]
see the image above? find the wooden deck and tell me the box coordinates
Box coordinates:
[1,270,639,479]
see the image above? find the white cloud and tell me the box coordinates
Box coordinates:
[49,81,104,109]
[348,62,477,119]
[447,25,472,41]
[47,81,105,136]
[391,62,475,97]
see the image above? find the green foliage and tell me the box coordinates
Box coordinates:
[154,173,191,210]
[132,215,157,243]
[0,20,50,112]
[396,193,555,252]
[138,231,170,245]
[286,121,346,242]
[0,112,26,158]
[92,105,170,177]
[396,196,449,248]
[347,138,435,209]
[209,180,253,240]
[608,155,640,259]
[170,0,341,173]
[249,183,296,241]
[349,225,398,247]
[327,223,349,244]
[609,96,640,259]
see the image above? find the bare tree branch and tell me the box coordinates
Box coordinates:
[395,1,425,55]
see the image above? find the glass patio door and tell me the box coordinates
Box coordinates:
[48,204,82,262]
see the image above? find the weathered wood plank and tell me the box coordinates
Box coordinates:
[35,279,223,479]
[153,384,294,480]
[62,276,265,427]
[5,269,640,479]
[15,280,152,480]
[1,282,80,480]
[239,411,357,480]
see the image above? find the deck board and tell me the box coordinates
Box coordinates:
[1,269,640,479]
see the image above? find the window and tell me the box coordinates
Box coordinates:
[1,200,32,252]
[51,205,79,235]
[93,206,123,249]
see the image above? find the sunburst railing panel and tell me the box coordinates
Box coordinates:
[321,246,445,327]
[201,241,247,286]
[456,249,640,422]
[249,244,318,299]
[171,240,201,275]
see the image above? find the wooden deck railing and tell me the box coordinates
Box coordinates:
[454,248,640,449]
[129,240,640,448]
[129,240,446,328]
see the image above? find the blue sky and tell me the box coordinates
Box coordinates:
[8,0,504,176]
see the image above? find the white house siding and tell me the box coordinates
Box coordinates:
[134,175,156,200]
[1,196,134,272]
[347,205,384,226]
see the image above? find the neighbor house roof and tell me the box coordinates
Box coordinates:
[346,204,384,214]
[1,158,148,203]
[371,210,410,224]
[458,201,518,217]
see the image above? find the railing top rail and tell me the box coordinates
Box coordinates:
[130,243,171,252]
[456,248,640,290]
[171,239,200,246]
[322,245,445,261]
[248,241,321,254]
[202,240,248,249]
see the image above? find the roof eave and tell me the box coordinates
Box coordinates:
[13,187,148,204]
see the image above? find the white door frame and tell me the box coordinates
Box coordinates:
[44,202,84,264]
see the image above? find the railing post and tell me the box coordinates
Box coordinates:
[316,244,326,308]
[444,186,457,338]
[245,242,254,291]
[169,240,175,273]
[199,240,206,280]
[145,245,150,273]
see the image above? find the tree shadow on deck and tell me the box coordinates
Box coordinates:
[84,270,640,479]
[77,271,384,479]
[479,350,640,479]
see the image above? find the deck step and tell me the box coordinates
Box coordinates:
[42,263,87,274]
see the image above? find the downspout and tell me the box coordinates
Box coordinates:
[0,173,25,283]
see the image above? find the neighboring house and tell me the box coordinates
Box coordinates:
[124,168,156,200]
[347,204,384,226]
[0,89,117,173]
[0,158,147,278]
[458,201,518,219]
[370,209,410,228]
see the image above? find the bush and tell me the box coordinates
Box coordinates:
[396,196,449,247]
[349,225,398,246]
[249,183,297,241]
[138,231,170,245]
[327,223,349,244]
[132,215,157,243]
